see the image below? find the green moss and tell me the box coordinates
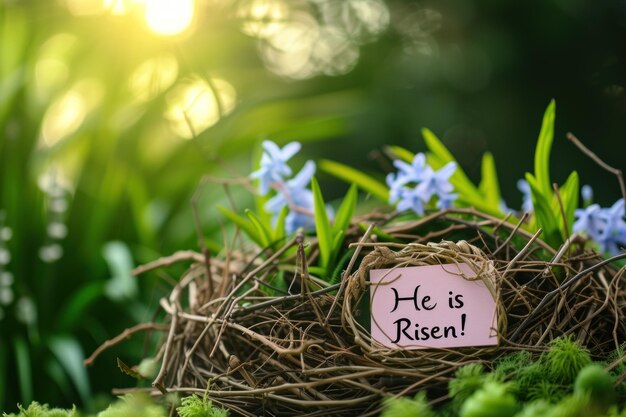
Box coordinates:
[542,336,591,385]
[574,364,616,407]
[548,393,596,417]
[514,400,553,417]
[459,382,519,417]
[527,380,567,402]
[514,363,546,401]
[176,395,229,417]
[608,344,626,401]
[494,351,534,380]
[97,395,166,417]
[448,363,488,409]
[2,403,78,417]
[380,393,435,417]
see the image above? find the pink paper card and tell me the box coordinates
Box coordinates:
[369,263,498,349]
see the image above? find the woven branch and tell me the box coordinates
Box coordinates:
[93,209,626,416]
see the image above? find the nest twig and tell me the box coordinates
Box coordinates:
[89,209,626,417]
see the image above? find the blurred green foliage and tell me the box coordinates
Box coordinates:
[1,0,626,411]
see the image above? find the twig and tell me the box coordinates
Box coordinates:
[132,251,204,276]
[511,252,626,340]
[84,322,169,366]
[567,132,626,215]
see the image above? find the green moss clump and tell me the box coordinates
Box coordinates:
[448,363,489,409]
[380,393,435,417]
[526,380,567,402]
[514,363,545,401]
[574,364,616,408]
[548,393,595,417]
[514,400,553,417]
[2,403,78,417]
[459,382,518,417]
[542,336,591,385]
[176,395,229,417]
[97,395,166,417]
[494,351,534,380]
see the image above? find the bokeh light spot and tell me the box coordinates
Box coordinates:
[41,80,103,147]
[145,0,195,36]
[128,54,179,101]
[63,0,107,16]
[238,0,289,39]
[165,76,236,139]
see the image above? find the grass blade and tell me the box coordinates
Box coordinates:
[526,173,561,246]
[332,184,357,236]
[385,145,414,163]
[311,177,333,272]
[534,99,556,195]
[319,159,388,202]
[273,205,289,241]
[559,171,579,238]
[422,128,481,197]
[217,206,261,245]
[49,336,91,404]
[245,209,273,248]
[14,336,32,404]
[479,152,503,211]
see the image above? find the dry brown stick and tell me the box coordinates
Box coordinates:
[232,283,340,317]
[152,272,195,393]
[84,322,170,366]
[511,252,626,339]
[493,212,528,256]
[567,132,626,215]
[501,228,543,280]
[133,251,205,276]
[180,236,299,375]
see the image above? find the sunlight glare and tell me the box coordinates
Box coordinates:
[63,0,106,16]
[129,55,179,101]
[165,76,236,139]
[41,80,103,147]
[42,92,86,147]
[238,0,289,39]
[145,0,195,36]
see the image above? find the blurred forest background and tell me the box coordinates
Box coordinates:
[1,0,625,411]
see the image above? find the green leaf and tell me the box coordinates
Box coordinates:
[251,140,273,227]
[103,241,137,302]
[422,128,481,196]
[273,205,289,241]
[332,230,344,256]
[358,223,399,242]
[534,99,556,196]
[49,336,91,404]
[245,209,273,248]
[217,206,261,245]
[14,336,32,404]
[311,177,333,272]
[559,171,580,238]
[479,152,503,210]
[319,159,389,201]
[526,173,561,246]
[385,145,414,162]
[0,339,5,410]
[332,184,358,236]
[57,281,105,330]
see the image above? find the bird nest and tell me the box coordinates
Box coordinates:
[89,209,626,416]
